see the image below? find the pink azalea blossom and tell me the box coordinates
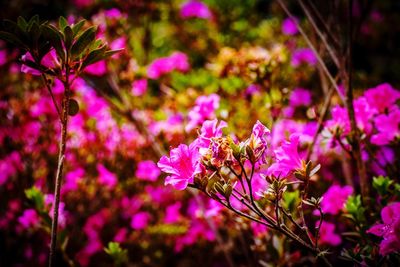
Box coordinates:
[97,164,118,189]
[180,0,212,20]
[291,48,317,67]
[289,88,312,107]
[131,211,151,230]
[147,51,190,79]
[157,143,202,190]
[131,79,148,96]
[186,94,220,132]
[268,133,304,177]
[282,18,298,35]
[135,160,161,182]
[367,202,400,255]
[371,107,400,145]
[318,221,342,246]
[364,83,400,113]
[0,49,7,66]
[18,209,40,229]
[21,50,59,75]
[320,185,353,215]
[194,119,227,149]
[84,60,107,76]
[164,202,182,224]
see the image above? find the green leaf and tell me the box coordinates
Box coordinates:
[42,25,65,61]
[59,16,68,31]
[0,31,27,49]
[25,186,45,210]
[80,45,107,69]
[64,26,73,50]
[104,242,128,266]
[70,26,96,58]
[17,16,28,31]
[345,195,366,223]
[309,164,321,177]
[372,176,393,196]
[72,20,86,36]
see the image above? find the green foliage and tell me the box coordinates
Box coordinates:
[104,242,128,266]
[282,190,299,212]
[344,195,366,224]
[372,176,394,196]
[25,186,45,210]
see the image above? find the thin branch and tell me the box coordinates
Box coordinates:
[41,74,62,120]
[277,0,345,104]
[298,0,340,68]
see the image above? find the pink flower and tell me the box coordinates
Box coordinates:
[157,143,202,190]
[367,202,400,255]
[194,119,227,149]
[320,185,353,215]
[0,49,7,66]
[318,221,342,246]
[291,48,317,67]
[186,94,220,132]
[164,202,182,224]
[21,50,59,75]
[84,60,107,76]
[63,167,85,193]
[18,209,40,229]
[364,83,400,113]
[268,133,304,177]
[147,51,190,79]
[109,36,126,59]
[371,107,400,145]
[289,88,312,107]
[131,211,151,230]
[247,120,270,163]
[135,160,161,182]
[97,164,117,189]
[180,0,212,20]
[131,79,148,96]
[282,18,298,35]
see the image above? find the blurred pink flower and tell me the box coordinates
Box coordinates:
[147,51,190,79]
[318,221,342,246]
[97,164,117,189]
[21,50,59,75]
[320,185,353,215]
[18,209,40,229]
[131,211,151,230]
[164,202,182,224]
[268,133,304,177]
[180,0,212,20]
[158,143,202,190]
[186,94,220,132]
[0,50,7,66]
[84,60,107,76]
[135,160,160,182]
[291,48,317,67]
[289,88,312,107]
[364,83,400,113]
[367,202,400,255]
[282,18,298,35]
[131,79,148,96]
[371,107,400,145]
[0,152,22,186]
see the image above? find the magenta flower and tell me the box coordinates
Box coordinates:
[291,48,317,67]
[282,18,298,36]
[21,50,59,75]
[180,0,212,20]
[268,133,304,177]
[289,88,312,107]
[247,120,270,162]
[194,119,227,149]
[371,107,400,145]
[131,211,151,230]
[131,79,148,96]
[97,164,117,189]
[164,202,182,224]
[157,143,202,190]
[147,51,190,79]
[84,60,107,76]
[18,209,40,229]
[186,94,220,132]
[367,202,400,255]
[320,185,353,215]
[318,221,342,246]
[364,83,400,113]
[135,160,161,182]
